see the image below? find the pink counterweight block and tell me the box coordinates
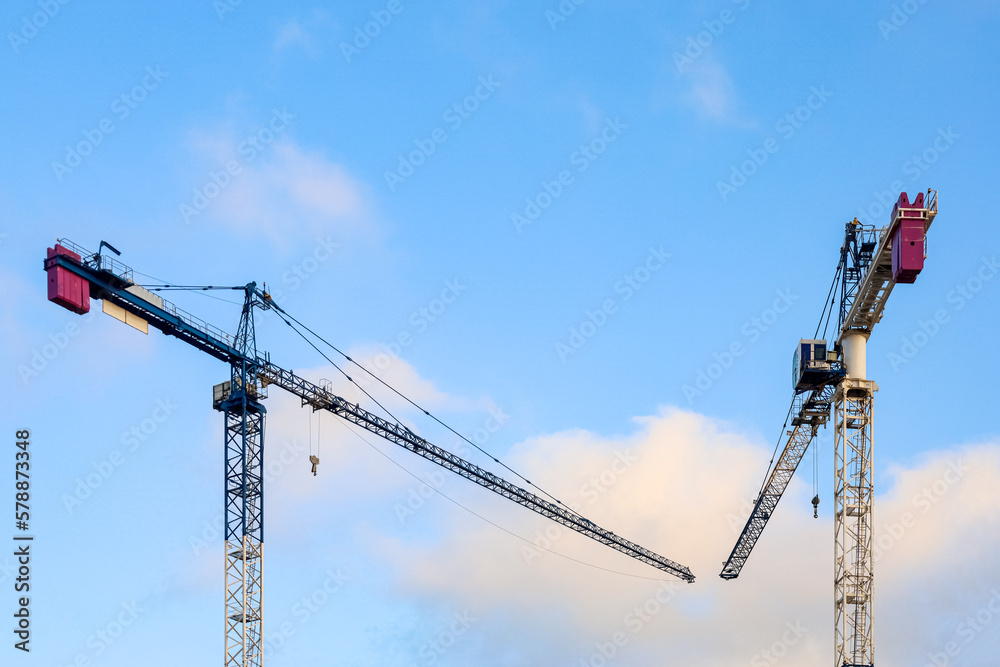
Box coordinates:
[890,192,925,284]
[46,245,91,314]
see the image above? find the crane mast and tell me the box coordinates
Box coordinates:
[719,190,938,667]
[43,240,694,667]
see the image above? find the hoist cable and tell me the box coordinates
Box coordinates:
[269,301,585,519]
[758,396,796,500]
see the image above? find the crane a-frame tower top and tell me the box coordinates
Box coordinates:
[44,239,694,667]
[720,190,938,667]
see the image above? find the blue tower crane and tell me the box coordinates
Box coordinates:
[43,240,694,667]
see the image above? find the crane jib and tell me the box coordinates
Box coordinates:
[256,360,696,582]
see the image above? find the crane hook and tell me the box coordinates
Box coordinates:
[811,495,820,519]
[309,454,319,476]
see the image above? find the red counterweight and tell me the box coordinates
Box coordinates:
[45,244,91,314]
[891,192,926,284]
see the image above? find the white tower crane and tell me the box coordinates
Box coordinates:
[720,190,939,667]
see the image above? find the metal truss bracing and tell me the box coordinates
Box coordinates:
[720,386,833,579]
[220,392,265,667]
[833,379,876,667]
[221,285,267,667]
[255,360,695,582]
[837,222,878,339]
[840,225,895,339]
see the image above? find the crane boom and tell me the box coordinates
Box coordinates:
[720,387,832,579]
[43,239,694,583]
[256,361,695,581]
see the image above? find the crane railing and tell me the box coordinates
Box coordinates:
[46,240,239,362]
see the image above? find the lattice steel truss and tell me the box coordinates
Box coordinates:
[220,392,264,667]
[720,386,834,579]
[257,360,695,582]
[219,286,267,667]
[833,379,876,667]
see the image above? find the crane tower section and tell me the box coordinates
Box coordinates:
[832,191,935,667]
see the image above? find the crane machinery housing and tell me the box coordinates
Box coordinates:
[43,240,694,667]
[720,189,939,667]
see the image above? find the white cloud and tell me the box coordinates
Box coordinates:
[183,125,375,249]
[273,20,314,55]
[272,12,337,58]
[184,347,1000,664]
[370,407,831,665]
[681,60,740,122]
[216,141,372,246]
[874,445,1000,664]
[345,405,999,665]
[575,95,605,135]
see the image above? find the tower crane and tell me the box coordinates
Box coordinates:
[43,239,695,667]
[719,190,938,667]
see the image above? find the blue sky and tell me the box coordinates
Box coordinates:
[3,1,1000,665]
